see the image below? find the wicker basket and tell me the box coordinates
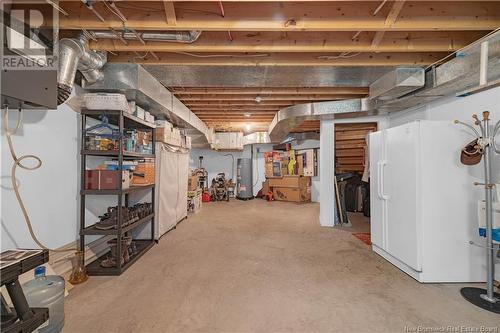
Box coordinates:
[132,159,155,186]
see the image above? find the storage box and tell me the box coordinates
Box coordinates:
[155,126,172,144]
[137,131,150,146]
[155,120,172,128]
[262,180,270,194]
[265,163,274,178]
[84,93,128,112]
[268,175,311,188]
[134,106,146,120]
[188,175,199,191]
[188,193,202,213]
[296,154,304,176]
[298,149,316,176]
[131,159,155,186]
[272,186,311,202]
[85,170,130,190]
[145,112,155,124]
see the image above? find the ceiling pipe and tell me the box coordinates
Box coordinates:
[91,30,202,43]
[57,33,107,105]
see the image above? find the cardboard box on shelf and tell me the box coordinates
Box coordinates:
[156,127,171,144]
[131,159,155,186]
[134,106,146,119]
[272,186,311,202]
[137,131,150,146]
[188,175,199,191]
[268,175,311,188]
[85,170,130,190]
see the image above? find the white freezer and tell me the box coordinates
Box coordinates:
[370,120,496,283]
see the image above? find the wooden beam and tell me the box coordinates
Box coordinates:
[172,87,369,95]
[194,111,279,115]
[372,1,406,48]
[198,116,275,120]
[184,101,294,107]
[162,1,176,25]
[51,2,500,31]
[108,51,448,66]
[190,107,280,111]
[179,94,356,101]
[89,30,480,53]
[371,31,386,48]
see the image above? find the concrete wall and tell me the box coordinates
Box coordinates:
[1,103,81,251]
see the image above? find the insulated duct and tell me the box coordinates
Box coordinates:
[269,31,500,142]
[90,30,201,43]
[57,34,107,105]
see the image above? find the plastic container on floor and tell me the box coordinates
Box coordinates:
[22,266,65,333]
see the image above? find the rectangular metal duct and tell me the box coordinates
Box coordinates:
[83,63,212,147]
[369,67,425,101]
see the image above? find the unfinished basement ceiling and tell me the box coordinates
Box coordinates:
[48,0,500,132]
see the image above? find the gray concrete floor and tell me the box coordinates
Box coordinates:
[64,200,499,333]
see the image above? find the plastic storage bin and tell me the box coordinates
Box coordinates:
[22,266,65,333]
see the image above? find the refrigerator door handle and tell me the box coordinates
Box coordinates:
[380,160,389,200]
[377,161,383,199]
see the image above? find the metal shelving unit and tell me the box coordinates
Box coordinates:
[80,109,156,276]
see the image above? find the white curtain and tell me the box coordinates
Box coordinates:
[155,143,189,239]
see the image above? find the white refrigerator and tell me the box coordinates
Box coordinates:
[369,120,494,283]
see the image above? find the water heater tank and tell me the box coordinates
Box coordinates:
[237,158,253,200]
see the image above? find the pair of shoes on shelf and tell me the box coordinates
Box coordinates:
[100,237,134,268]
[95,206,139,230]
[132,202,153,219]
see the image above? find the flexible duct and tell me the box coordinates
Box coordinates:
[91,30,202,43]
[57,34,107,105]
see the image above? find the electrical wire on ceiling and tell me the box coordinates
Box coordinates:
[372,0,388,15]
[81,28,97,42]
[103,1,127,22]
[317,52,361,60]
[46,0,69,16]
[132,51,150,62]
[172,51,271,58]
[2,106,77,253]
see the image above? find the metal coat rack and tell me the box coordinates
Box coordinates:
[455,111,500,314]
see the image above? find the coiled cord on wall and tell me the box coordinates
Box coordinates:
[3,105,76,253]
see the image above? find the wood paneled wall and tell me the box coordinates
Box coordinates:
[335,122,377,173]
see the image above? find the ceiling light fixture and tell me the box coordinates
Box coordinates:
[245,123,252,131]
[255,96,262,103]
[244,113,251,117]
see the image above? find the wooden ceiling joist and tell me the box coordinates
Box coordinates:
[53,1,500,31]
[90,30,480,53]
[171,87,369,95]
[47,0,499,132]
[184,102,294,107]
[372,1,406,48]
[108,51,448,66]
[190,107,280,113]
[163,1,176,25]
[179,94,366,101]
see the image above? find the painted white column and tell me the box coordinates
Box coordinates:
[319,119,335,227]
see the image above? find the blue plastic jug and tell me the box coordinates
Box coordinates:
[22,266,65,333]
